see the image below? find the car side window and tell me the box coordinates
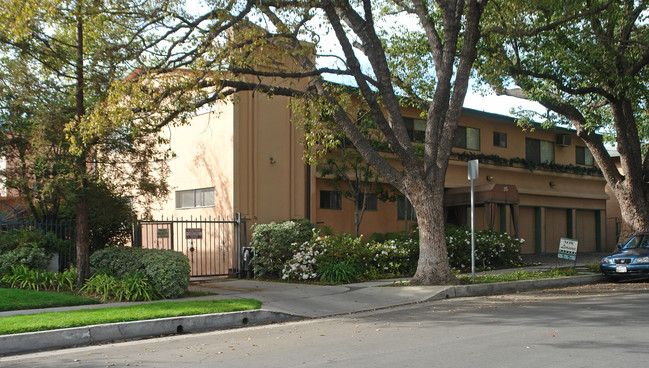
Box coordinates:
[626,237,640,249]
[642,237,649,248]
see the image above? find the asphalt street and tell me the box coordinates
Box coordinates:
[2,282,648,368]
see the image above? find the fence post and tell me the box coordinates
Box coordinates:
[236,212,242,278]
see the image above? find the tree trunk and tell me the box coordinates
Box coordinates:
[613,185,649,244]
[409,186,458,285]
[75,197,90,286]
[74,2,88,287]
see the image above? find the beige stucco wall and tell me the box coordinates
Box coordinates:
[152,101,235,219]
[233,92,309,229]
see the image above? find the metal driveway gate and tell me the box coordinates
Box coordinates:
[133,214,245,277]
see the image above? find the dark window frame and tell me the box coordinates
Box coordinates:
[403,117,426,143]
[320,190,342,210]
[356,193,378,211]
[576,146,594,166]
[525,138,555,164]
[453,126,480,150]
[493,131,507,148]
[397,196,417,221]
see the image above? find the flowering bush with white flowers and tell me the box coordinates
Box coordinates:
[446,226,523,271]
[282,233,370,282]
[281,235,326,280]
[249,219,318,278]
[367,239,417,275]
[258,221,523,283]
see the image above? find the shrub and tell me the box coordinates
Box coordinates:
[319,259,361,284]
[249,219,318,278]
[1,265,76,291]
[281,233,415,282]
[79,271,161,302]
[90,247,190,299]
[446,227,524,270]
[275,226,523,283]
[281,236,324,281]
[0,246,52,274]
[367,238,418,276]
[0,229,66,254]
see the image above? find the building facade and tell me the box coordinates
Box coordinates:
[147,92,613,254]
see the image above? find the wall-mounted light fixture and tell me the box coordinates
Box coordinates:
[549,181,556,188]
[486,175,494,181]
[270,157,276,164]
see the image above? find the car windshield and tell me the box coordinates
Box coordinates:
[624,235,649,249]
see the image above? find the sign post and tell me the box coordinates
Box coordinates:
[468,159,479,282]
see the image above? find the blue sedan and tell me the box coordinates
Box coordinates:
[601,233,649,280]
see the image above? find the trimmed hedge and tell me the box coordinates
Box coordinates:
[90,247,190,299]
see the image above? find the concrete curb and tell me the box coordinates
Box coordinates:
[432,274,606,300]
[0,310,299,356]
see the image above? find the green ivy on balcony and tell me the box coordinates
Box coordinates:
[450,151,603,177]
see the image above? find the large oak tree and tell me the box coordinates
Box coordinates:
[478,0,649,241]
[115,0,488,285]
[0,0,176,284]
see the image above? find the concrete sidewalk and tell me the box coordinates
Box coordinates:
[0,253,607,356]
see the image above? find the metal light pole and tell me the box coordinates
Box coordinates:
[468,159,479,283]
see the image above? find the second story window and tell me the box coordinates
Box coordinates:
[320,190,342,210]
[175,187,215,209]
[576,146,594,166]
[526,138,554,164]
[493,132,507,148]
[404,117,426,143]
[453,126,480,150]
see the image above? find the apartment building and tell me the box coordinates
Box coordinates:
[147,92,612,254]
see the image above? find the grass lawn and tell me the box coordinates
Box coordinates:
[0,299,262,335]
[457,267,581,284]
[0,288,100,312]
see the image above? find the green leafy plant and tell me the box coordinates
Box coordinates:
[1,265,50,291]
[1,265,77,292]
[90,246,190,299]
[446,227,524,271]
[0,229,66,254]
[318,259,361,284]
[249,219,318,278]
[49,267,76,291]
[79,273,119,302]
[585,261,600,273]
[0,246,52,274]
[79,271,160,302]
[115,272,160,302]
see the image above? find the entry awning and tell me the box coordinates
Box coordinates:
[444,183,520,207]
[444,184,520,236]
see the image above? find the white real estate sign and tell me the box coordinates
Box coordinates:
[558,237,579,261]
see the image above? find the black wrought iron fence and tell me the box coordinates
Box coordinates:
[133,214,246,277]
[0,218,76,272]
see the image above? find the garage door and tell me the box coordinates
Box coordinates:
[545,208,568,254]
[576,210,597,252]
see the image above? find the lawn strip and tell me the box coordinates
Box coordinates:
[0,299,262,335]
[0,288,100,311]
